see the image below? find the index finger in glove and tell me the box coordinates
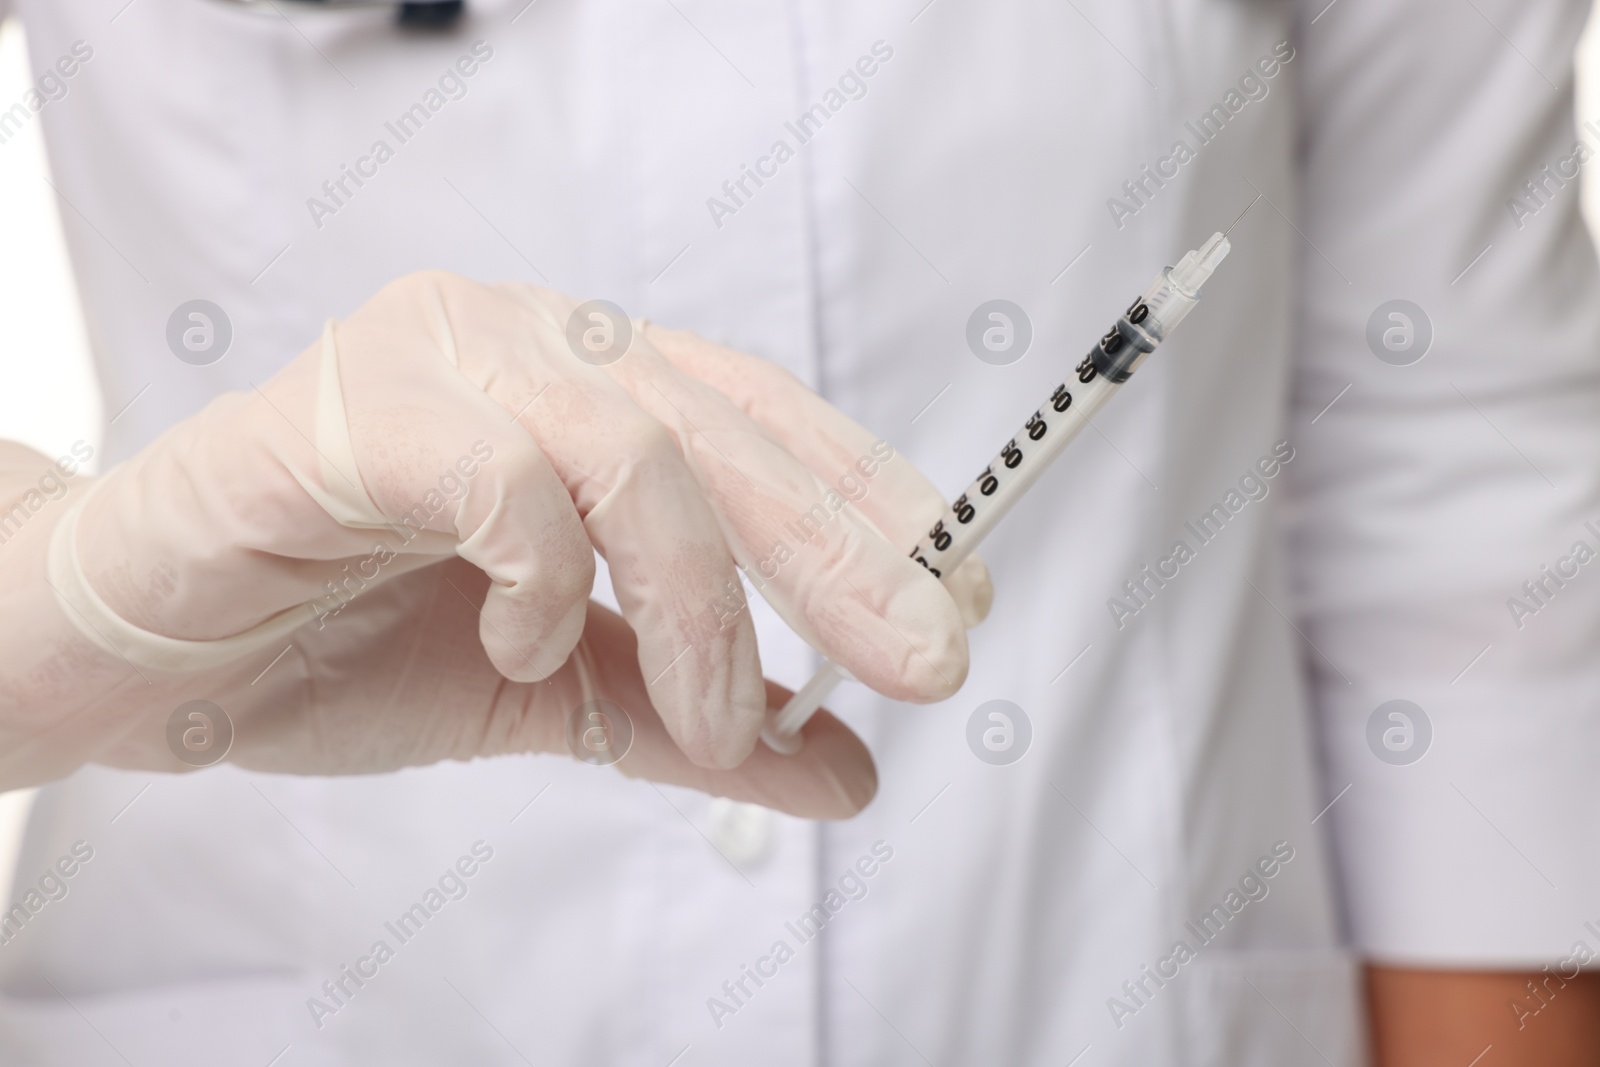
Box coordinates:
[643,324,993,630]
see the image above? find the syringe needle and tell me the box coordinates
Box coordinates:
[1223,194,1264,237]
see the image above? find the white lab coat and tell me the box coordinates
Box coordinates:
[0,0,1597,1063]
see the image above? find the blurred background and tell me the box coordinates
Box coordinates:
[1,11,1599,898]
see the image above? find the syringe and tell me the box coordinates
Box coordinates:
[764,232,1233,752]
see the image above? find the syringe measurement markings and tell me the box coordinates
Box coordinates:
[910,346,1123,576]
[912,375,1091,574]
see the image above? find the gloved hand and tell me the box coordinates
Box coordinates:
[0,272,990,816]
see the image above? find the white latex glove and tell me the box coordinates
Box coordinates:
[0,273,989,815]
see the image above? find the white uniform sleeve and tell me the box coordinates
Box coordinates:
[1290,0,1600,965]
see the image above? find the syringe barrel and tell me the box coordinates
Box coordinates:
[906,262,1209,580]
[771,236,1230,746]
[907,364,1121,579]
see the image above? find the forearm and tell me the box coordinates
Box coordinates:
[1368,964,1600,1067]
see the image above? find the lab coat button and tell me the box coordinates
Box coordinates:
[707,798,774,868]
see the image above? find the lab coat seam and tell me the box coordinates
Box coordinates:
[773,3,829,1063]
[1139,7,1191,1057]
[782,0,828,401]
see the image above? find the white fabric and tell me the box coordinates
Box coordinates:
[1290,0,1600,966]
[0,0,1596,1064]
